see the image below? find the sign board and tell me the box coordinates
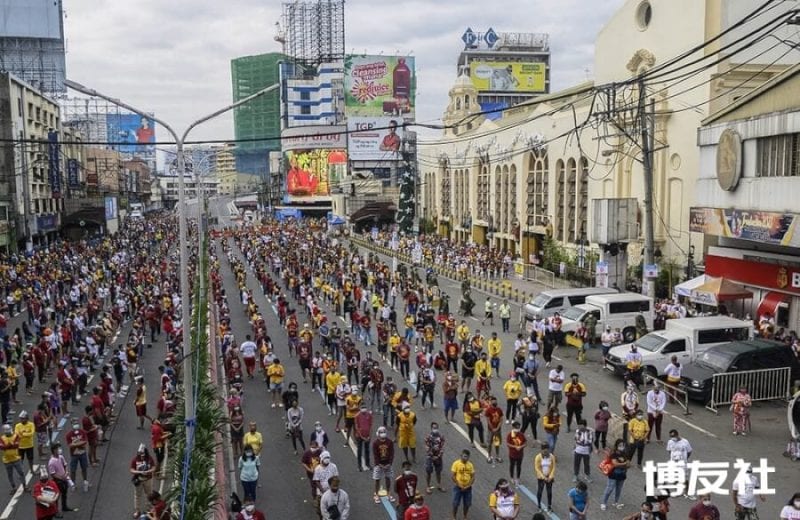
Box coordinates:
[344,55,416,118]
[281,125,347,152]
[596,261,609,288]
[469,60,546,93]
[690,207,797,247]
[644,264,659,279]
[347,118,403,161]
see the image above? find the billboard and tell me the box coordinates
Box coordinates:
[104,196,118,220]
[469,61,546,93]
[282,125,347,152]
[285,149,347,199]
[0,0,62,39]
[106,114,156,154]
[347,117,404,161]
[689,207,798,247]
[344,55,415,118]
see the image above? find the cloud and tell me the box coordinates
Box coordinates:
[64,0,625,145]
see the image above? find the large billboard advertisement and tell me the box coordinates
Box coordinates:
[285,149,347,199]
[347,117,404,161]
[469,61,546,93]
[0,0,62,39]
[344,55,416,118]
[690,207,798,247]
[106,114,156,154]
[282,125,347,152]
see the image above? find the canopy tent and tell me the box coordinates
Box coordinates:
[674,274,714,297]
[689,276,753,306]
[327,214,347,226]
[275,208,302,221]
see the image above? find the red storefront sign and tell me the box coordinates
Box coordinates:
[705,255,800,295]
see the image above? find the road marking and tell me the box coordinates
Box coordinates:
[0,464,40,519]
[517,484,561,520]
[380,497,397,519]
[447,422,490,460]
[51,415,68,444]
[664,410,718,439]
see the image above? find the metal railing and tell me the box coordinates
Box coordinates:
[706,367,792,414]
[644,374,692,415]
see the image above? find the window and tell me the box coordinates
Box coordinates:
[662,340,687,354]
[756,133,800,177]
[697,327,751,345]
[636,1,653,30]
[608,300,650,314]
[300,91,311,101]
[300,105,311,115]
[545,297,563,309]
[0,206,7,221]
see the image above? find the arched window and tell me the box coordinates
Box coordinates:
[464,95,470,109]
[555,159,565,241]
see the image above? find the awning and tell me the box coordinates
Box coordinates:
[349,201,397,224]
[674,274,713,297]
[756,290,789,318]
[690,276,753,306]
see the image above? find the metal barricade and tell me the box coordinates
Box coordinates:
[707,367,791,414]
[643,374,692,415]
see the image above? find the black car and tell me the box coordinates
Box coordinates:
[680,339,800,404]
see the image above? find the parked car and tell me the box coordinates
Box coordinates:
[680,339,800,404]
[524,287,618,329]
[559,293,654,343]
[605,316,753,378]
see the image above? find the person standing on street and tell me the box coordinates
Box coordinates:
[503,373,522,425]
[567,480,589,520]
[134,375,147,430]
[666,429,693,500]
[32,468,60,520]
[243,422,263,456]
[489,478,520,519]
[65,419,90,493]
[732,465,765,520]
[534,442,556,512]
[320,476,350,520]
[451,449,475,520]
[600,438,630,511]
[404,493,430,520]
[354,403,372,471]
[546,365,565,410]
[14,410,35,474]
[396,404,417,464]
[423,423,445,493]
[563,373,586,432]
[506,421,526,486]
[542,406,561,452]
[313,452,339,518]
[130,444,155,517]
[689,494,720,520]
[372,426,395,503]
[730,386,752,436]
[395,460,418,519]
[0,423,26,493]
[488,332,502,377]
[48,442,76,514]
[627,411,650,468]
[646,384,666,443]
[572,419,593,483]
[499,300,511,334]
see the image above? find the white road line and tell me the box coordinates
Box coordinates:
[448,421,490,460]
[664,411,718,439]
[0,464,39,519]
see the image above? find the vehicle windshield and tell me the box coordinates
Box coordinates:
[530,294,549,308]
[696,350,735,372]
[633,334,667,352]
[562,306,586,321]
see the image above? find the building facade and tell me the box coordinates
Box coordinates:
[695,64,800,331]
[419,0,800,277]
[157,176,219,207]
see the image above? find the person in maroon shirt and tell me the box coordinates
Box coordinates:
[144,490,169,520]
[301,440,323,499]
[81,406,100,466]
[130,445,156,517]
[395,460,418,518]
[235,498,266,520]
[372,426,395,503]
[32,468,60,520]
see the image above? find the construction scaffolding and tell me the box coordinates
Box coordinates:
[281,0,345,66]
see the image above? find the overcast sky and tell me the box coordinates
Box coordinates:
[64,0,625,144]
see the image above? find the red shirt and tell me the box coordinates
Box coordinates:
[404,505,431,520]
[485,405,504,431]
[33,479,60,519]
[236,511,266,520]
[394,473,418,506]
[65,429,88,456]
[82,416,98,443]
[151,423,167,449]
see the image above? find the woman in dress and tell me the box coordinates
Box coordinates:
[730,386,752,436]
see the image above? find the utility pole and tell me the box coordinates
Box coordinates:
[639,79,656,298]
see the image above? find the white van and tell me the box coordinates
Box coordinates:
[605,316,754,378]
[524,287,618,326]
[559,293,654,343]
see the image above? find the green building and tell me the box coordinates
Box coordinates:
[231,53,283,175]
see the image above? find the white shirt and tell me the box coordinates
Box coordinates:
[320,488,350,520]
[780,505,800,519]
[663,363,682,380]
[666,437,692,463]
[646,390,666,414]
[240,341,258,358]
[313,462,339,496]
[733,473,759,508]
[601,331,614,346]
[547,369,565,392]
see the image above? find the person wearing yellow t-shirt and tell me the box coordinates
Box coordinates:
[344,389,362,445]
[325,370,341,415]
[502,374,523,424]
[389,331,402,370]
[243,422,263,456]
[487,333,502,378]
[0,425,25,489]
[14,412,35,473]
[395,405,417,463]
[267,358,286,408]
[474,354,492,397]
[451,449,475,520]
[456,322,470,347]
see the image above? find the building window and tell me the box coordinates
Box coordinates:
[636,1,653,30]
[300,91,311,101]
[756,133,800,177]
[300,105,311,115]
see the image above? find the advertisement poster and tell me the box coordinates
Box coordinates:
[104,196,117,220]
[469,61,546,93]
[344,55,416,118]
[285,149,347,198]
[347,117,403,161]
[689,207,797,247]
[106,114,157,154]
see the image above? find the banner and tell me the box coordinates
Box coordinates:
[67,158,80,189]
[282,125,346,151]
[47,131,61,198]
[344,55,416,118]
[285,149,346,199]
[104,196,117,220]
[689,207,797,247]
[469,61,546,93]
[106,114,156,154]
[347,117,403,161]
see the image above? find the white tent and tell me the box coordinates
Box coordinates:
[674,274,713,297]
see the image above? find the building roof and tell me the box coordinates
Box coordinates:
[702,62,800,126]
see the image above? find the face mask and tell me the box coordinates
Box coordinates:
[315,426,322,432]
[245,505,255,513]
[321,459,330,465]
[56,448,62,456]
[379,432,387,439]
[794,500,800,508]
[636,415,644,420]
[245,451,253,457]
[511,429,519,434]
[72,424,79,431]
[702,500,712,507]
[403,470,412,476]
[431,428,439,435]
[602,406,609,411]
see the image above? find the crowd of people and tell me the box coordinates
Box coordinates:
[0,215,189,520]
[211,218,798,520]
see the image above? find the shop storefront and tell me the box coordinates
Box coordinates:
[705,253,800,331]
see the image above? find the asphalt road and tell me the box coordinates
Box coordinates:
[205,196,798,519]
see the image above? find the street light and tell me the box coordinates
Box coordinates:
[64,78,279,437]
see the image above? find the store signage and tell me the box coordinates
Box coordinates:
[706,255,800,295]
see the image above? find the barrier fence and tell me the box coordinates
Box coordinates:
[707,366,792,413]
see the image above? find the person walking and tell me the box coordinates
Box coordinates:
[572,419,593,483]
[0,424,26,493]
[567,480,589,520]
[533,443,556,512]
[645,384,666,443]
[730,386,752,436]
[600,438,630,511]
[779,492,800,520]
[506,421,526,486]
[243,422,263,456]
[450,449,475,520]
[499,300,511,334]
[320,476,350,520]
[134,375,147,430]
[423,423,445,493]
[238,444,260,502]
[48,442,77,514]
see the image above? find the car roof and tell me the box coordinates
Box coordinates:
[665,316,752,329]
[706,339,785,355]
[586,293,652,303]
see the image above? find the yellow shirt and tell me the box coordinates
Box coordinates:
[404,316,414,329]
[503,380,523,400]
[6,366,17,384]
[345,395,362,419]
[489,489,520,514]
[457,325,470,341]
[243,431,263,455]
[463,400,482,424]
[14,422,35,450]
[475,359,492,379]
[628,417,650,442]
[389,335,401,352]
[267,363,285,384]
[326,372,341,395]
[396,411,416,433]
[135,385,147,406]
[451,459,475,488]
[0,434,20,464]
[487,338,502,358]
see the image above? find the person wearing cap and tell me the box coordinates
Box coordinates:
[130,444,156,517]
[404,493,430,520]
[14,410,35,473]
[313,452,339,515]
[32,468,60,520]
[64,418,90,493]
[0,423,26,493]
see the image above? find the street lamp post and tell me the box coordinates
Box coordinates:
[64,79,279,441]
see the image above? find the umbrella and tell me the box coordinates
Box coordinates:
[674,274,714,297]
[690,276,753,306]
